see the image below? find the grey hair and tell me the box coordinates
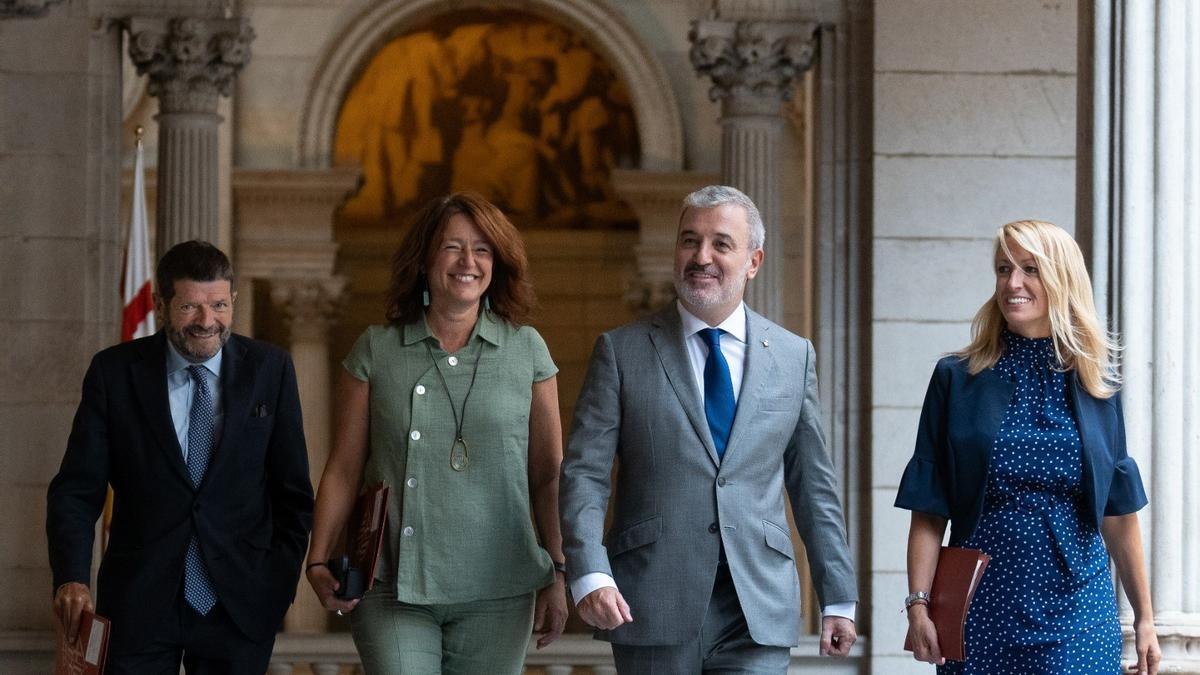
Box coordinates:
[681,185,765,250]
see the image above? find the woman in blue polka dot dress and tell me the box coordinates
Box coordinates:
[895,220,1161,674]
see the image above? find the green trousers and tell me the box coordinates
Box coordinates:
[350,587,535,674]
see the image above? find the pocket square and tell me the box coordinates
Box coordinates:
[252,403,270,417]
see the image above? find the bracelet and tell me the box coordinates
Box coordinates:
[306,561,328,572]
[552,561,566,575]
[903,591,930,608]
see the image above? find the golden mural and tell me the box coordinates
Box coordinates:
[334,10,641,229]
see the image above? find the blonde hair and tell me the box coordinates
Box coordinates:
[956,219,1121,398]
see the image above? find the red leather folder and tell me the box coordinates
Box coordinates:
[904,546,990,662]
[55,609,110,675]
[349,483,389,592]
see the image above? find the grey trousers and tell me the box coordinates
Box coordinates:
[610,563,790,674]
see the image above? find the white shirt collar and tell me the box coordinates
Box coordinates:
[165,335,223,378]
[676,301,747,344]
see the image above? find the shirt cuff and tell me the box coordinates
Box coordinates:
[822,601,857,622]
[569,572,617,606]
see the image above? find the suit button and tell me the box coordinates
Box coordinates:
[717,477,727,487]
[708,523,719,533]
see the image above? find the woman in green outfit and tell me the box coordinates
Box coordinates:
[306,192,569,673]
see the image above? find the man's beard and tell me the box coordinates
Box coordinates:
[166,320,231,362]
[674,262,748,311]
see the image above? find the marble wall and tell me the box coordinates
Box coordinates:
[0,3,123,643]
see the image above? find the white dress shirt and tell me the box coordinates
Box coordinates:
[570,301,855,622]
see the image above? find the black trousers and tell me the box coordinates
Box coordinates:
[107,598,275,675]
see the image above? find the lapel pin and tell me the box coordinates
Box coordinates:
[761,340,769,347]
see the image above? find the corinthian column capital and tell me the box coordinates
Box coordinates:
[269,276,349,343]
[127,16,255,113]
[689,19,818,110]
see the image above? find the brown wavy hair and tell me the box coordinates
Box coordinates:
[385,192,537,325]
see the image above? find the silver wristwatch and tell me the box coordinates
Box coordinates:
[904,591,930,608]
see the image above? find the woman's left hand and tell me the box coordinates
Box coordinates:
[533,575,568,649]
[1128,617,1161,675]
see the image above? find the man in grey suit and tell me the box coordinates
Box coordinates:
[560,185,858,672]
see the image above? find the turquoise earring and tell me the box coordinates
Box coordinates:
[422,288,430,307]
[483,295,491,311]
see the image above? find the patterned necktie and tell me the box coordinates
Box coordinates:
[184,365,217,615]
[700,328,736,460]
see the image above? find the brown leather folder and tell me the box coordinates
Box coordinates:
[54,609,110,675]
[904,546,990,662]
[349,482,389,592]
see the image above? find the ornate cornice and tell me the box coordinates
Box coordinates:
[127,16,255,113]
[689,19,818,107]
[712,0,842,23]
[0,0,64,18]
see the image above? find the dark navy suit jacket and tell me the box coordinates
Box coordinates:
[46,332,314,652]
[895,355,1147,545]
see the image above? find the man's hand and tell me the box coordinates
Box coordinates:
[576,586,633,631]
[53,582,94,645]
[819,615,857,656]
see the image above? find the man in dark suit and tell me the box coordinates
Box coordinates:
[47,241,314,673]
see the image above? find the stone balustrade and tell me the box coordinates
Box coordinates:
[0,631,864,673]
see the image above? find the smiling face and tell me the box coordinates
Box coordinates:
[156,279,235,362]
[673,203,763,325]
[994,236,1051,338]
[426,212,494,312]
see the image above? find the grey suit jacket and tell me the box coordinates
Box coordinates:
[560,304,857,647]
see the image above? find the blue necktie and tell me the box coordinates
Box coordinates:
[184,365,218,615]
[700,328,736,460]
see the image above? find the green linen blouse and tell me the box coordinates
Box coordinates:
[344,310,558,604]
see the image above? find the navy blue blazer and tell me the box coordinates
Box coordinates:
[47,332,314,651]
[895,355,1147,545]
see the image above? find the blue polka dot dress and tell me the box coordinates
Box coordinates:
[938,331,1122,675]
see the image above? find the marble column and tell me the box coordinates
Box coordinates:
[689,19,818,323]
[1081,1,1200,670]
[126,16,254,260]
[270,276,348,633]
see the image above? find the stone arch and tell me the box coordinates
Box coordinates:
[298,0,684,172]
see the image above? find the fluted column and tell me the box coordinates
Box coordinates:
[1081,1,1200,670]
[127,16,254,260]
[271,276,348,633]
[689,19,818,322]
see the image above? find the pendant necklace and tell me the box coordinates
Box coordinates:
[425,340,485,471]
